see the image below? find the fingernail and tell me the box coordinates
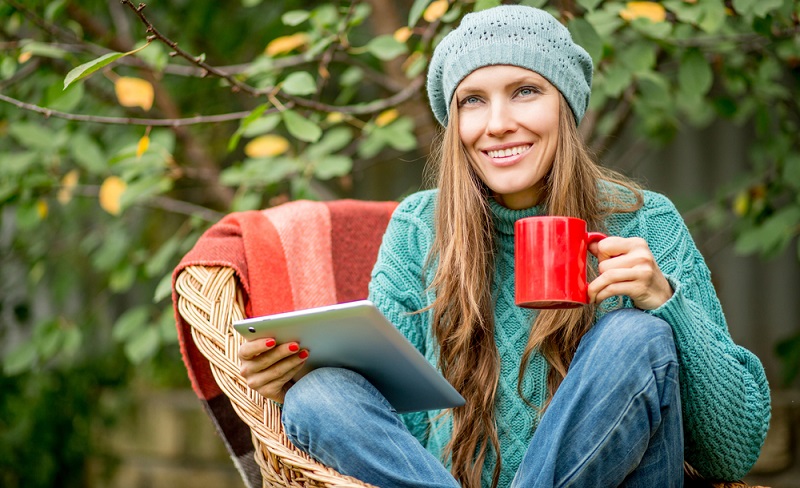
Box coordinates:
[265,338,276,348]
[288,343,299,353]
[298,350,309,360]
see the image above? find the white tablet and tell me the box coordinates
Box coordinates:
[232,300,465,413]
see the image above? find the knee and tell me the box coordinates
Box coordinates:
[282,367,376,436]
[584,309,677,364]
[283,367,351,421]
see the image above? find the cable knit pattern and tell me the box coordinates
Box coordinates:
[368,188,770,487]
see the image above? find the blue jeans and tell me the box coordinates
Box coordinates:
[282,309,683,487]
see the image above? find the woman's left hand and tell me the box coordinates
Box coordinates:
[588,236,673,310]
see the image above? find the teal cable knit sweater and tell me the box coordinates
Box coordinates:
[368,188,770,487]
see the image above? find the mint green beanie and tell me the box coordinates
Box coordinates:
[427,5,593,126]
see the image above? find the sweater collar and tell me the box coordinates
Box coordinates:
[489,197,544,236]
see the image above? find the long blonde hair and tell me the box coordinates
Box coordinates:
[426,94,643,488]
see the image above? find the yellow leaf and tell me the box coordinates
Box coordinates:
[244,135,290,158]
[265,33,309,57]
[37,199,48,219]
[99,176,127,216]
[326,112,345,124]
[394,27,413,43]
[619,2,667,23]
[375,109,399,127]
[136,135,150,159]
[18,51,33,63]
[423,0,449,22]
[115,77,154,111]
[732,191,749,217]
[58,169,80,205]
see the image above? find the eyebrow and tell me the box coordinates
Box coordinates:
[456,73,549,96]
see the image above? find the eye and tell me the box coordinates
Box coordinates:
[458,95,482,107]
[516,86,541,97]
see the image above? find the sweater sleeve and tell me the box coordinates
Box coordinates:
[367,192,436,445]
[640,193,771,480]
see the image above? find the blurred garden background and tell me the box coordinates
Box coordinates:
[1,0,798,486]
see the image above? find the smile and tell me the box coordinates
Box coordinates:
[485,144,532,159]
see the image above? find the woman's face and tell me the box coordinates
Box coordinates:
[455,65,560,210]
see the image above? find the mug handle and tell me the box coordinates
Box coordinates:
[587,232,607,245]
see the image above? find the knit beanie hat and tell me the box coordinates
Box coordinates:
[427,5,593,126]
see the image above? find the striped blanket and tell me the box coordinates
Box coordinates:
[171,199,398,486]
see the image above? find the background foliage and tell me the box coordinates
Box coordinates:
[1,0,798,486]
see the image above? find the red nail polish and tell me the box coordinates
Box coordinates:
[288,343,299,353]
[265,338,276,348]
[298,350,309,360]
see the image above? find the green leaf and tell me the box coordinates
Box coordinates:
[153,272,174,303]
[124,326,160,364]
[229,104,269,151]
[20,41,69,59]
[568,18,603,65]
[619,42,656,74]
[113,306,150,342]
[679,49,713,97]
[145,235,182,277]
[313,155,352,180]
[751,0,785,17]
[382,117,417,151]
[158,307,179,343]
[735,205,800,257]
[577,0,603,11]
[307,126,352,157]
[231,192,262,212]
[135,41,169,73]
[1,57,16,80]
[784,154,800,190]
[365,35,408,61]
[9,122,59,150]
[281,71,317,96]
[64,51,125,89]
[3,341,38,375]
[340,66,364,87]
[242,113,281,137]
[282,110,322,143]
[44,80,84,112]
[698,0,727,33]
[601,63,632,97]
[109,264,136,293]
[732,0,757,15]
[3,151,38,175]
[69,132,107,173]
[475,0,502,11]
[409,0,432,26]
[282,10,310,26]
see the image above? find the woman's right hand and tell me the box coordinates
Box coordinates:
[238,338,308,404]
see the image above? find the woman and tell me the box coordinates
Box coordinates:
[238,5,770,487]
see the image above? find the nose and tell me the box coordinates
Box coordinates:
[486,100,517,136]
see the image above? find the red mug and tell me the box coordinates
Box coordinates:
[515,216,606,309]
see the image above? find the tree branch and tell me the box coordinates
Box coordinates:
[118,0,425,115]
[0,92,260,126]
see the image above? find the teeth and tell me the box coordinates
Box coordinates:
[487,145,530,158]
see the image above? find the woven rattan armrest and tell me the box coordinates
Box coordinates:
[175,264,373,488]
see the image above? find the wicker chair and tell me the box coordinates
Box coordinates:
[175,265,374,487]
[172,200,754,488]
